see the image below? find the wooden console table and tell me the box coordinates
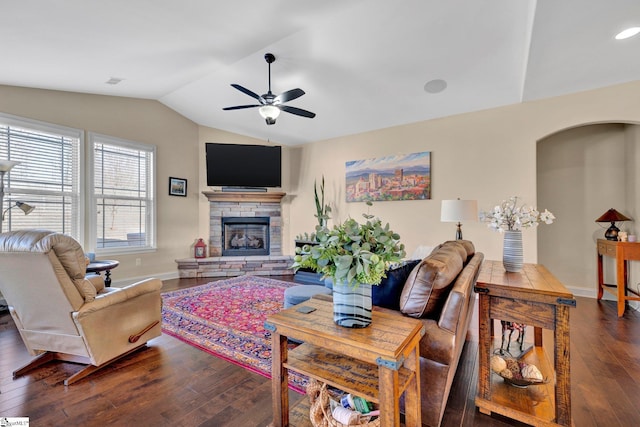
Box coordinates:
[597,238,640,317]
[474,261,575,427]
[265,298,424,427]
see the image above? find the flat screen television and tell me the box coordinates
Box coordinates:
[205,143,282,188]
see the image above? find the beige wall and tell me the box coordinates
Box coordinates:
[0,85,200,283]
[3,79,640,298]
[287,81,640,298]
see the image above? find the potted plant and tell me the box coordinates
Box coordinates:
[314,175,331,227]
[292,215,405,328]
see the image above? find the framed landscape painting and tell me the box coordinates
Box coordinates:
[346,151,431,202]
[169,177,187,197]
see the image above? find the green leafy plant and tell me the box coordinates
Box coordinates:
[292,217,405,287]
[314,176,332,226]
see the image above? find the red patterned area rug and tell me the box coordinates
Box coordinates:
[161,275,308,393]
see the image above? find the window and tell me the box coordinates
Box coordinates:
[0,114,82,238]
[89,133,155,254]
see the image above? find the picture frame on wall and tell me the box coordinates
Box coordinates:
[169,177,187,197]
[345,151,431,202]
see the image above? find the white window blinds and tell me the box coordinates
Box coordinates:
[0,114,82,237]
[90,133,155,252]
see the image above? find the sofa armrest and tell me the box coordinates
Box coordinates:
[75,278,162,318]
[420,319,456,365]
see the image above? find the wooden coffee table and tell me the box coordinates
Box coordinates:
[265,298,424,427]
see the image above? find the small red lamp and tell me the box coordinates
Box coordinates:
[595,208,632,241]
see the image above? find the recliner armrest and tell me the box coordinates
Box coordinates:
[85,275,105,293]
[75,278,162,318]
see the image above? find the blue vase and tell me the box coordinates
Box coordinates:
[503,230,523,272]
[332,280,372,328]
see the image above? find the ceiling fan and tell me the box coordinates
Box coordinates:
[223,53,316,125]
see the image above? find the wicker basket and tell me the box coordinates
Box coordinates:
[306,379,380,427]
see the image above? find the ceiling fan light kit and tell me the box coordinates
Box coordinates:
[259,105,281,125]
[223,53,316,125]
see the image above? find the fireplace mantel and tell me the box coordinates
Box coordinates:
[202,191,286,203]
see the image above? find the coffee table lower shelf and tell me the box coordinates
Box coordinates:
[476,346,567,427]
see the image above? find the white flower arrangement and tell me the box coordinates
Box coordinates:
[481,196,555,232]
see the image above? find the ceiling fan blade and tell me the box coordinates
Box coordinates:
[280,105,316,118]
[275,88,305,104]
[222,104,261,110]
[230,84,265,103]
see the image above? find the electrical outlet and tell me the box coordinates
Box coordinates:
[135,258,142,266]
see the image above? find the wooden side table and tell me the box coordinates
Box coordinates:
[597,239,640,317]
[474,261,575,427]
[265,298,424,427]
[86,260,119,287]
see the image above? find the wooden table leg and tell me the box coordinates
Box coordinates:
[402,344,422,426]
[477,293,491,407]
[554,305,572,426]
[616,255,626,317]
[378,365,401,427]
[597,252,604,300]
[534,326,543,347]
[271,333,288,427]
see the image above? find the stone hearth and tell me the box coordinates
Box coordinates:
[176,191,294,278]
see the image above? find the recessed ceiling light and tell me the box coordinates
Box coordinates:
[615,27,640,40]
[105,77,124,85]
[424,79,447,94]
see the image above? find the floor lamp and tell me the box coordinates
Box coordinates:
[0,159,21,313]
[441,199,478,240]
[0,159,22,233]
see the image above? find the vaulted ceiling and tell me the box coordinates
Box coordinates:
[1,1,639,145]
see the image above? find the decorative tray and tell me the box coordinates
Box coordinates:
[491,354,548,388]
[498,373,548,388]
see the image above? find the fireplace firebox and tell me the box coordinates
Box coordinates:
[222,217,270,256]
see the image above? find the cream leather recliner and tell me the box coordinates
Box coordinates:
[0,229,162,385]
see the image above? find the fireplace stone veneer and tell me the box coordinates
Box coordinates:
[175,191,294,278]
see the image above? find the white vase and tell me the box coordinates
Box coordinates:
[503,230,523,272]
[332,280,372,328]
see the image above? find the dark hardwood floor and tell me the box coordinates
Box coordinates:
[1,276,639,426]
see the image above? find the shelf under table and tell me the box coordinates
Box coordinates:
[285,343,414,404]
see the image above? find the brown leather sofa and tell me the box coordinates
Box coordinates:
[398,240,483,427]
[0,229,163,385]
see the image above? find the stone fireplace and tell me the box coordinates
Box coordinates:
[207,191,283,257]
[175,191,293,278]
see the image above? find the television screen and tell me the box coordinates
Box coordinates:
[205,143,282,188]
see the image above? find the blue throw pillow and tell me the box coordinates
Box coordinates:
[373,259,421,310]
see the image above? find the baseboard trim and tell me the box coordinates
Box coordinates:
[566,285,640,313]
[109,271,180,288]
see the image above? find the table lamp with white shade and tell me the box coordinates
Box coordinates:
[441,199,478,240]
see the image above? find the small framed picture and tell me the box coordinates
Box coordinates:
[169,177,187,197]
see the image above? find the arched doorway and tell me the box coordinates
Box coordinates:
[536,122,640,296]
